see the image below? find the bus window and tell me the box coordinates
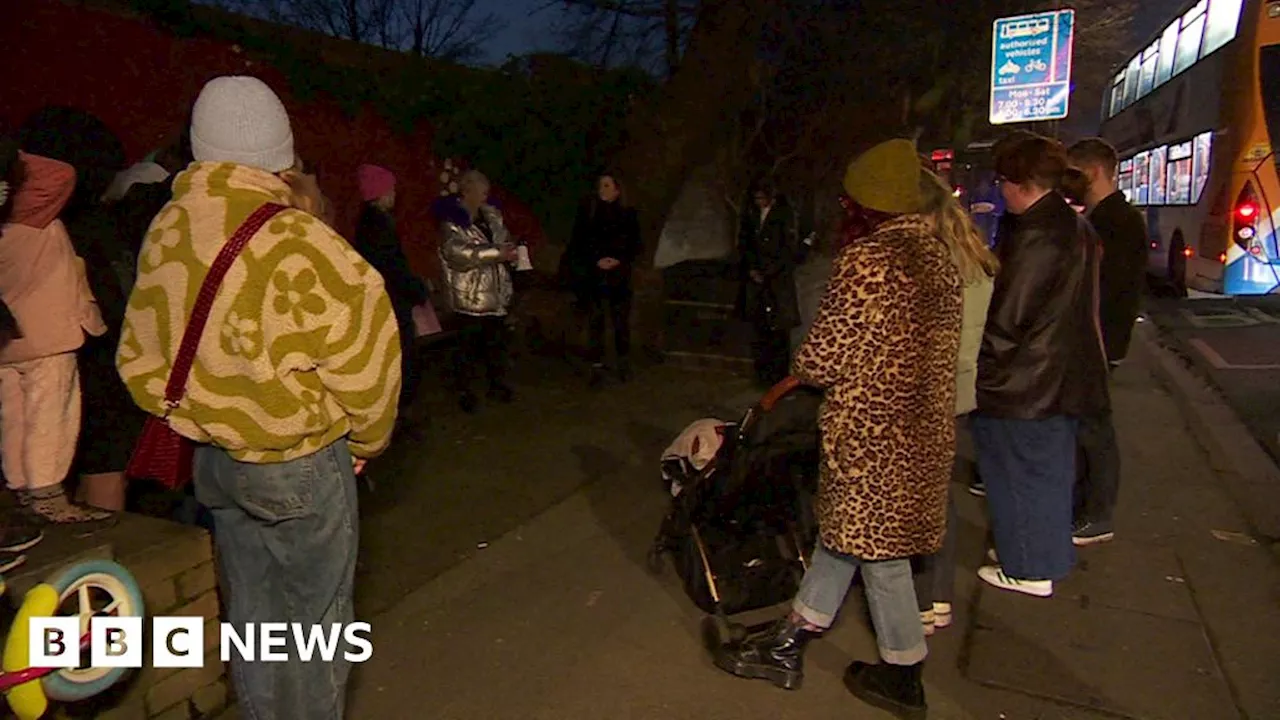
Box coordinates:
[1175,3,1208,76]
[1194,131,1213,203]
[1110,73,1126,117]
[1260,45,1280,164]
[1151,145,1169,204]
[1169,141,1193,204]
[1139,41,1160,98]
[1201,0,1244,58]
[1157,21,1179,86]
[1135,151,1151,205]
[1125,56,1142,106]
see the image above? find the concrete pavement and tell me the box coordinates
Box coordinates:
[212,326,1280,720]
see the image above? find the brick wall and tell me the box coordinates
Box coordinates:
[118,521,228,720]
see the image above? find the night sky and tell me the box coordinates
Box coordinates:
[478,0,1189,66]
[474,0,559,64]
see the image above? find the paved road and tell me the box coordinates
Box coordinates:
[211,335,1280,720]
[352,346,759,618]
[1141,294,1280,467]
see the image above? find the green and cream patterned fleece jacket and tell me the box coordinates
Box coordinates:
[117,162,402,463]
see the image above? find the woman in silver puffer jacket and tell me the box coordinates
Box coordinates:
[435,170,519,413]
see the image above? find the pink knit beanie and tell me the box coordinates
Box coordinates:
[357,164,395,202]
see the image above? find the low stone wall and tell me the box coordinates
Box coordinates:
[5,513,229,720]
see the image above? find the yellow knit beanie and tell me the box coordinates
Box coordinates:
[842,138,922,214]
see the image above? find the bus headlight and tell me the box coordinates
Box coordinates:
[1237,226,1256,241]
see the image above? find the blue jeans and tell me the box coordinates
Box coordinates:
[971,415,1077,581]
[793,543,927,666]
[194,439,360,720]
[913,485,959,610]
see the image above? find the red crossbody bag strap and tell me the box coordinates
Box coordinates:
[161,202,286,408]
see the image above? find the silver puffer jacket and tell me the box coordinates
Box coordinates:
[439,204,513,317]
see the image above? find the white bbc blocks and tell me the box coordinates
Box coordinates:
[152,616,205,667]
[29,617,144,668]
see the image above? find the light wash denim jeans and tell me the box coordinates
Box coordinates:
[194,438,360,720]
[793,543,928,665]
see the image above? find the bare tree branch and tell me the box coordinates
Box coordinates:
[542,0,697,74]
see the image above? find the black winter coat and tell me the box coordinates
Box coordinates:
[354,204,427,319]
[1088,191,1148,362]
[738,199,801,331]
[977,192,1110,419]
[565,198,641,300]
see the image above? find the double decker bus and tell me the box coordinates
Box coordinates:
[1099,0,1280,295]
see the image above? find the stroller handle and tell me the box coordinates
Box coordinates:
[759,376,803,411]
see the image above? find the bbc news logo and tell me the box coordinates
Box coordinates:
[30,618,373,668]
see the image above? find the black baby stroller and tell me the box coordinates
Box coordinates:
[648,376,822,646]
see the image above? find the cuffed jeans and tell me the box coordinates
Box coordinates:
[793,543,927,666]
[971,415,1077,581]
[194,438,360,720]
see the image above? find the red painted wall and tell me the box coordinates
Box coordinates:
[0,0,545,280]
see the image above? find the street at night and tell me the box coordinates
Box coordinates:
[5,0,1280,719]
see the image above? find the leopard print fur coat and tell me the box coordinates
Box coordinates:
[792,215,962,560]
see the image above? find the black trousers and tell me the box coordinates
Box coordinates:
[1074,364,1121,524]
[584,292,632,365]
[751,323,791,386]
[452,314,509,394]
[395,312,422,413]
[1074,408,1120,525]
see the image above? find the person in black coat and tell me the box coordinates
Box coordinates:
[1063,138,1149,545]
[738,180,801,388]
[353,164,429,435]
[565,173,641,385]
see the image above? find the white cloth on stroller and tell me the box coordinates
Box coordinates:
[661,418,727,497]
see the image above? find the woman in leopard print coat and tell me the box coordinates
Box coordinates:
[714,139,962,720]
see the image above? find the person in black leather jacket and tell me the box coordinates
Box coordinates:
[972,133,1110,599]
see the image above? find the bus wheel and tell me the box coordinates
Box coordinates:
[1168,232,1188,298]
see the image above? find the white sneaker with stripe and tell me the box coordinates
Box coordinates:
[978,565,1053,597]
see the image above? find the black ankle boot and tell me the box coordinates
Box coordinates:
[712,617,815,690]
[843,660,926,720]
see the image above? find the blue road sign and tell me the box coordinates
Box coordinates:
[990,10,1076,125]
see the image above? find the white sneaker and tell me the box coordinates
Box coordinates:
[932,602,953,628]
[978,565,1053,597]
[920,608,935,636]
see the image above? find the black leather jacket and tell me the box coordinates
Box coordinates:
[976,192,1110,419]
